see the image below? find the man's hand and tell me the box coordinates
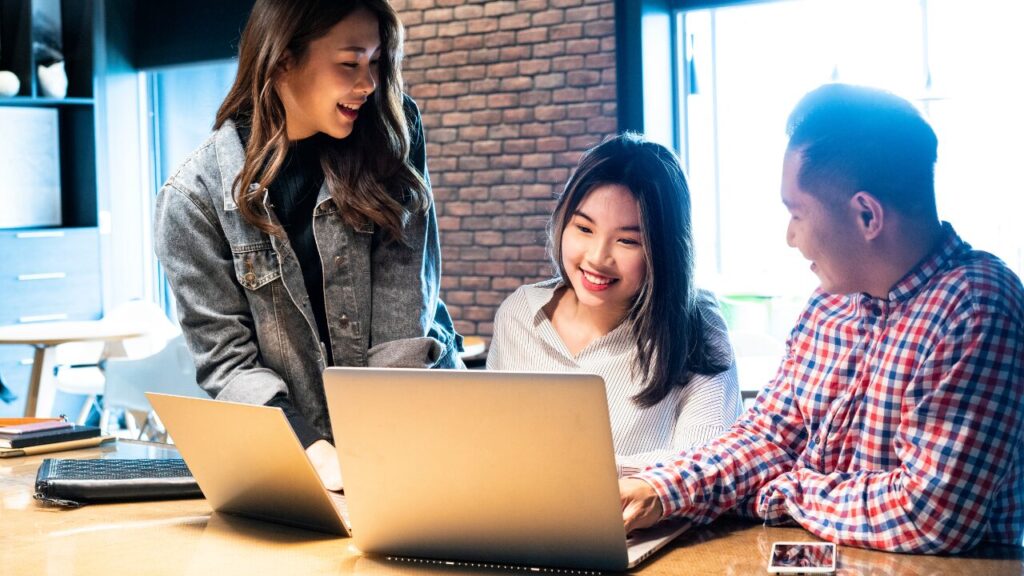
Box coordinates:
[306,439,343,491]
[620,477,663,533]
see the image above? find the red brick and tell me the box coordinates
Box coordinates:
[484,31,517,48]
[499,13,532,30]
[468,48,501,64]
[535,105,567,121]
[424,37,455,53]
[583,19,614,37]
[458,187,490,201]
[552,87,585,103]
[501,108,533,123]
[459,125,489,140]
[499,77,533,91]
[486,62,518,77]
[409,84,439,99]
[537,168,570,183]
[472,171,505,186]
[463,217,496,231]
[464,306,497,321]
[551,54,584,71]
[522,183,556,198]
[493,277,525,290]
[405,53,437,70]
[407,0,436,8]
[555,151,583,165]
[490,185,522,200]
[520,92,553,107]
[456,65,486,80]
[567,70,601,86]
[446,291,476,305]
[430,127,457,143]
[519,59,552,75]
[565,6,600,22]
[600,37,615,52]
[441,112,472,126]
[472,140,502,155]
[587,116,617,133]
[453,35,485,50]
[532,9,564,26]
[534,41,567,59]
[520,122,553,137]
[455,93,486,109]
[440,83,470,97]
[489,124,522,139]
[551,0,583,7]
[445,202,474,216]
[470,109,503,124]
[436,0,464,6]
[569,134,603,150]
[423,67,456,82]
[516,28,548,44]
[477,290,510,306]
[484,1,517,16]
[453,5,484,19]
[521,153,554,168]
[467,18,498,34]
[499,46,532,61]
[565,38,599,54]
[504,201,537,215]
[491,215,524,229]
[424,7,453,22]
[438,216,461,231]
[404,70,426,85]
[490,155,522,169]
[536,136,568,152]
[403,40,424,56]
[584,52,615,69]
[503,169,536,184]
[406,24,438,41]
[438,51,469,67]
[567,102,601,118]
[470,78,501,93]
[441,172,471,186]
[586,85,616,101]
[487,246,519,260]
[458,156,489,171]
[475,231,504,246]
[521,242,549,258]
[523,215,552,229]
[486,93,519,108]
[551,23,583,40]
[517,0,549,11]
[534,72,566,89]
[430,156,457,171]
[461,274,490,287]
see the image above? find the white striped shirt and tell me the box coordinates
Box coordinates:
[487,280,743,470]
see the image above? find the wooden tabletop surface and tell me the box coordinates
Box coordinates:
[2,441,1021,575]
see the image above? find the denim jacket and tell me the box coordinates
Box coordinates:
[153,99,461,437]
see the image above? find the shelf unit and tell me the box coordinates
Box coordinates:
[0,0,102,417]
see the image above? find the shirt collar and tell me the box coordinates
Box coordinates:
[521,279,634,353]
[887,221,969,303]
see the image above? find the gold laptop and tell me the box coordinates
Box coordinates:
[147,392,350,535]
[323,367,689,572]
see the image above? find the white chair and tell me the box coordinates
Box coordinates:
[100,333,208,440]
[52,300,180,425]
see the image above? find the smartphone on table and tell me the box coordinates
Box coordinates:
[767,541,836,574]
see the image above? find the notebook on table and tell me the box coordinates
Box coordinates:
[323,367,690,572]
[146,393,351,536]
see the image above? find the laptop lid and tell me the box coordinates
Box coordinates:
[324,367,651,571]
[147,392,349,535]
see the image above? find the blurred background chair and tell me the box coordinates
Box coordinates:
[101,333,207,440]
[51,300,181,428]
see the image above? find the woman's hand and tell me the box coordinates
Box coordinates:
[306,439,343,491]
[620,477,663,533]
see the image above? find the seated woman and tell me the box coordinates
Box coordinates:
[487,133,742,471]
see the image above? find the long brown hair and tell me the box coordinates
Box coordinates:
[549,133,730,407]
[215,0,428,243]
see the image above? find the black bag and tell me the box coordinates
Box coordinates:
[33,458,203,507]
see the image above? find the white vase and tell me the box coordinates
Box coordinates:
[38,60,68,98]
[0,71,20,97]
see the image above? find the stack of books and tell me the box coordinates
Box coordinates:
[0,418,114,458]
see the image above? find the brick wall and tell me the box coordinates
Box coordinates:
[393,0,618,341]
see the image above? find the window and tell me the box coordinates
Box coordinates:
[676,0,1024,339]
[146,61,237,317]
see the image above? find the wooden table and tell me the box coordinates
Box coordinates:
[0,320,145,417]
[3,441,1022,575]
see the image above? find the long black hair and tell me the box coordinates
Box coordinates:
[549,133,730,407]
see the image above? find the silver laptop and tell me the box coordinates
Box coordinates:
[323,367,690,572]
[147,392,351,535]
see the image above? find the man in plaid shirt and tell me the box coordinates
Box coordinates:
[620,84,1024,553]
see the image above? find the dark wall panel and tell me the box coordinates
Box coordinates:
[133,0,253,68]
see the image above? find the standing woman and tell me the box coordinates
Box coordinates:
[154,0,461,490]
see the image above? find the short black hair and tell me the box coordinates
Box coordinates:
[786,83,938,219]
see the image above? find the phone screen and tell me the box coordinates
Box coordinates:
[769,542,836,571]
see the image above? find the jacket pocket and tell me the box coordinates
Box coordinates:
[232,243,281,290]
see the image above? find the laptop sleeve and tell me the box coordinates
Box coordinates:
[33,458,203,507]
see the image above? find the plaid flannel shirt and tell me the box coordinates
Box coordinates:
[636,224,1024,553]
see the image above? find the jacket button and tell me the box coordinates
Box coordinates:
[334,256,342,265]
[244,272,256,284]
[339,314,349,326]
